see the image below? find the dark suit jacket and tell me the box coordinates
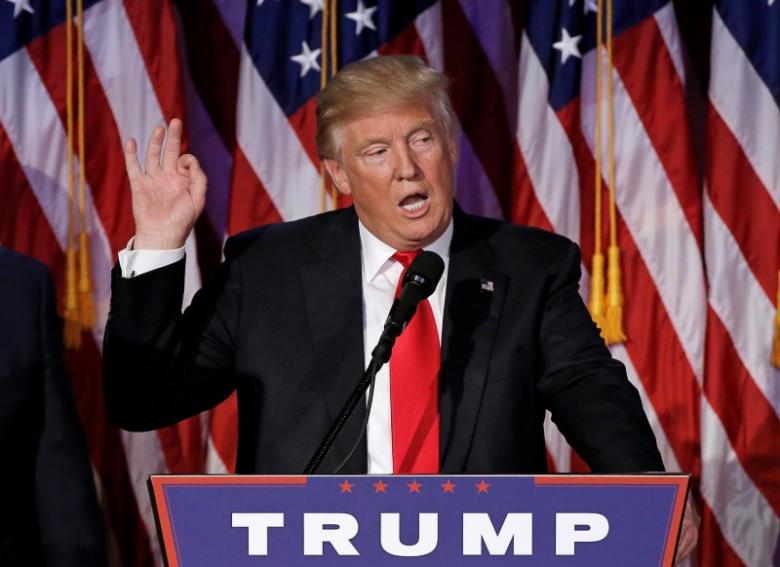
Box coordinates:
[104,206,663,474]
[0,248,106,566]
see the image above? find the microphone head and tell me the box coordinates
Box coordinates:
[403,250,445,298]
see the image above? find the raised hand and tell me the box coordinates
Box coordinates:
[124,118,207,250]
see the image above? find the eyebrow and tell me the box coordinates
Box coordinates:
[353,120,438,155]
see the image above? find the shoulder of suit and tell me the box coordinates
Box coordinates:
[223,208,354,261]
[0,247,50,284]
[457,211,577,261]
[0,247,52,308]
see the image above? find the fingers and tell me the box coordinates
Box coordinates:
[162,118,183,173]
[178,153,207,203]
[124,138,143,181]
[144,125,165,174]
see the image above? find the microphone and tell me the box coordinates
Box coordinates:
[371,250,445,365]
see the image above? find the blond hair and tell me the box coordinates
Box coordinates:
[316,55,456,159]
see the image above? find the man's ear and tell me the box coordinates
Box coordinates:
[322,158,352,196]
[448,136,458,164]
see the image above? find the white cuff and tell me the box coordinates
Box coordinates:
[118,237,186,278]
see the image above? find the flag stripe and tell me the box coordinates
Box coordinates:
[173,0,239,151]
[611,15,703,247]
[26,21,133,257]
[516,31,580,243]
[706,105,779,300]
[704,195,779,420]
[236,42,324,222]
[121,0,187,125]
[227,146,283,235]
[709,9,780,210]
[442,0,517,220]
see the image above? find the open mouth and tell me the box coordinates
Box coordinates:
[398,193,429,215]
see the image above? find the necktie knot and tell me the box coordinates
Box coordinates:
[392,250,420,269]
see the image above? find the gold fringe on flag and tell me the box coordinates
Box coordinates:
[64,0,81,348]
[320,0,339,213]
[63,0,93,348]
[76,0,94,330]
[589,0,626,345]
[587,0,606,332]
[772,269,780,368]
[602,0,626,344]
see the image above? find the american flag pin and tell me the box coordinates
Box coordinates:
[480,279,495,293]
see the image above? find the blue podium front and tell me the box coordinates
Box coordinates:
[150,474,688,566]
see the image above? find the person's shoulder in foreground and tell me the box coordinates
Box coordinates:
[0,246,107,567]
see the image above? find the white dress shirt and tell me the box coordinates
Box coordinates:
[117,219,453,474]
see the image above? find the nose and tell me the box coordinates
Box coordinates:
[392,144,419,181]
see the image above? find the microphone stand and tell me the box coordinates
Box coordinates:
[303,330,398,475]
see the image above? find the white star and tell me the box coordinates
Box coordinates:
[345,0,377,35]
[299,0,323,18]
[257,0,278,6]
[6,0,34,18]
[584,0,598,14]
[770,0,776,6]
[552,27,582,65]
[290,41,321,78]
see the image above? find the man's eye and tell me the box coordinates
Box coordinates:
[365,148,387,157]
[412,135,433,146]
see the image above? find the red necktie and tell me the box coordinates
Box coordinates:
[390,251,440,473]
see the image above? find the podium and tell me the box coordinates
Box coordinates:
[150,474,689,566]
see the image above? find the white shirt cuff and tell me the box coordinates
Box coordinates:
[118,237,186,278]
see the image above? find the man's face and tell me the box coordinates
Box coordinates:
[323,102,457,251]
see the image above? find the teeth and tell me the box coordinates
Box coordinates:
[401,199,426,212]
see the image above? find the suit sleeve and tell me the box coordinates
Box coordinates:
[103,244,242,431]
[536,240,664,472]
[35,265,107,566]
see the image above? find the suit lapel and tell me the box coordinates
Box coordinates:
[439,209,507,473]
[299,209,368,473]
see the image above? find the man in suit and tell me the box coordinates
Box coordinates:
[0,247,107,566]
[104,55,696,558]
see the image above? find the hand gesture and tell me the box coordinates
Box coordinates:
[124,118,206,250]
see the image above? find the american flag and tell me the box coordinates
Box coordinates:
[0,0,777,565]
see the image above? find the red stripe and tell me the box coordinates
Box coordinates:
[158,417,205,474]
[510,142,554,230]
[0,123,65,289]
[288,97,320,170]
[26,28,134,257]
[698,496,746,567]
[442,0,516,220]
[707,104,780,301]
[0,123,153,565]
[227,146,283,235]
[704,308,780,515]
[556,101,597,262]
[378,19,427,58]
[122,0,187,126]
[611,17,704,248]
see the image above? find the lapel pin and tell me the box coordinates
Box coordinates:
[480,278,495,293]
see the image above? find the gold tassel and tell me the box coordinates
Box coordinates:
[64,247,82,348]
[588,252,606,335]
[603,244,626,344]
[63,0,81,349]
[75,0,93,331]
[78,231,94,328]
[772,269,780,368]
